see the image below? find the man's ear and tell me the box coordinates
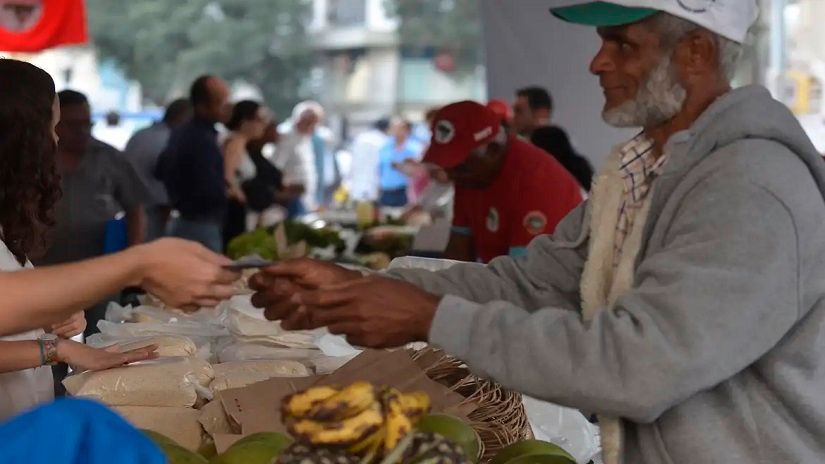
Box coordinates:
[674,29,718,81]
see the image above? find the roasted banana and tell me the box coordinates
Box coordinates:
[306,382,377,421]
[382,388,414,454]
[348,427,385,456]
[288,403,384,446]
[399,392,431,420]
[282,385,340,419]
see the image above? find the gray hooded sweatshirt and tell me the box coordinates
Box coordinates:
[389,86,825,463]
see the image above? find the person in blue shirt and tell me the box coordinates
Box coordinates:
[0,399,166,464]
[378,118,422,207]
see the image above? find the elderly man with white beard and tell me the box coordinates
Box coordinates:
[250,1,825,462]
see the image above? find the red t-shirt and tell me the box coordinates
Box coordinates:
[452,137,583,263]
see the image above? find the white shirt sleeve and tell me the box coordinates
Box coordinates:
[276,134,308,186]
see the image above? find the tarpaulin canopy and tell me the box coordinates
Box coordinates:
[0,0,87,52]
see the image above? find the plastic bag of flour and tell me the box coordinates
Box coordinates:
[64,357,214,407]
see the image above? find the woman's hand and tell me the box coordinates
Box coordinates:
[48,311,86,339]
[58,341,158,372]
[129,238,240,310]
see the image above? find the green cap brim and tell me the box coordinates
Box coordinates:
[551,1,658,27]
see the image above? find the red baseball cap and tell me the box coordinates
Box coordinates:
[487,99,513,123]
[423,100,501,169]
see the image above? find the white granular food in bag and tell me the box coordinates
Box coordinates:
[226,296,282,337]
[114,335,198,358]
[113,406,204,451]
[63,357,214,407]
[210,360,311,392]
[217,341,322,363]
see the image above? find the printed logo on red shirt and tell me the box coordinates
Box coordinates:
[523,211,548,235]
[486,207,500,233]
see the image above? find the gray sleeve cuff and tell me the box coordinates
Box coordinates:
[428,294,480,359]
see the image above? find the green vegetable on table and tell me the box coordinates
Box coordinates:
[226,227,279,260]
[226,221,344,260]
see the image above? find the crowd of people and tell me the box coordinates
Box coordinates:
[0,59,237,422]
[51,74,598,270]
[0,57,594,435]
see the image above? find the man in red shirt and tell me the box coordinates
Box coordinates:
[425,101,583,263]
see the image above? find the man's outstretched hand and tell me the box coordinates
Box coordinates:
[249,258,361,328]
[250,259,442,348]
[293,275,441,348]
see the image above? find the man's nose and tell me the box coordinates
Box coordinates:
[590,45,615,76]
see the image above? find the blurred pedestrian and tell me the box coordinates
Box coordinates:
[245,121,288,228]
[222,100,269,245]
[35,90,149,337]
[123,99,192,240]
[512,86,553,138]
[275,101,326,216]
[157,75,231,252]
[347,118,389,202]
[531,126,594,191]
[379,118,422,207]
[426,101,582,262]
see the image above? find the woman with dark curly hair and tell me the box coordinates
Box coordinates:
[0,59,240,419]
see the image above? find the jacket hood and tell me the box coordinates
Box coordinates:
[668,85,825,202]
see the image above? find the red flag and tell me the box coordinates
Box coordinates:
[0,0,87,52]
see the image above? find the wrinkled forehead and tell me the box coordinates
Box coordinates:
[596,17,661,46]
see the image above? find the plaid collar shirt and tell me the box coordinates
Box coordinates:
[614,133,667,267]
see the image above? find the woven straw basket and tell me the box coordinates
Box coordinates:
[411,348,534,462]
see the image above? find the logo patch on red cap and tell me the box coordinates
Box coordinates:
[524,211,548,235]
[434,120,456,144]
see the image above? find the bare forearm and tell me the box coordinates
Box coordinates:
[127,207,146,245]
[0,250,144,336]
[0,341,44,372]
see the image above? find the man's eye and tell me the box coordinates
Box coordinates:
[620,42,633,53]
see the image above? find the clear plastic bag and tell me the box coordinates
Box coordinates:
[86,334,199,358]
[104,302,135,323]
[522,396,601,464]
[210,360,311,392]
[225,295,320,349]
[63,357,215,407]
[217,341,322,364]
[97,318,229,339]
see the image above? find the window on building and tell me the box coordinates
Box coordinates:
[327,0,366,26]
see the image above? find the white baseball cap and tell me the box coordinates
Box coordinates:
[550,0,758,44]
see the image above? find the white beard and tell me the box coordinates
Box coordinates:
[603,53,687,128]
